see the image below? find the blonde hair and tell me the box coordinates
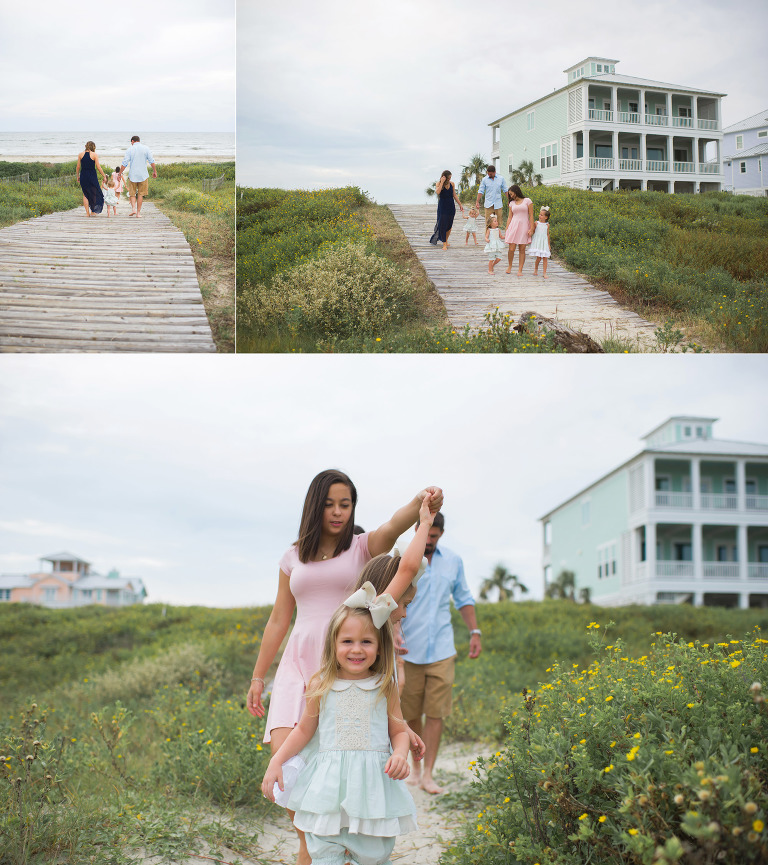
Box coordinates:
[305,605,397,710]
[107,177,115,188]
[85,141,96,152]
[355,553,401,596]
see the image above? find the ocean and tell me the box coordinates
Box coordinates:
[0,131,235,163]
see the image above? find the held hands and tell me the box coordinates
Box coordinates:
[384,752,410,781]
[417,486,443,513]
[408,728,425,761]
[247,679,266,718]
[261,760,283,801]
[418,494,435,528]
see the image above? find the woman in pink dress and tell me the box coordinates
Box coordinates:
[504,184,535,275]
[247,469,443,865]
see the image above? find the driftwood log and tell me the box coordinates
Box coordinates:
[513,311,605,353]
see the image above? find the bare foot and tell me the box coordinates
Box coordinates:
[505,267,511,273]
[543,274,549,279]
[421,778,444,795]
[517,270,523,276]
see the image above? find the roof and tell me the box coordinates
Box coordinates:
[642,416,717,440]
[564,57,619,72]
[540,437,768,521]
[489,72,725,126]
[75,575,146,593]
[723,142,768,160]
[41,552,91,564]
[723,109,768,133]
[0,574,34,590]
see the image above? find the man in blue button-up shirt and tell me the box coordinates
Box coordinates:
[121,135,157,218]
[475,164,508,229]
[400,513,481,794]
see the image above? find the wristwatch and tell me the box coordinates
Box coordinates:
[470,629,482,636]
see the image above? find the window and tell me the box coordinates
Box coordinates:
[684,426,692,436]
[604,101,611,111]
[0,589,10,601]
[736,135,744,149]
[674,149,688,162]
[716,545,729,562]
[597,64,602,72]
[595,144,612,158]
[527,110,535,131]
[740,162,747,174]
[758,130,768,138]
[696,426,704,437]
[656,476,670,491]
[746,479,757,494]
[629,101,638,113]
[679,106,691,118]
[759,546,768,564]
[647,147,664,161]
[576,142,583,158]
[508,153,515,174]
[540,142,557,169]
[674,543,692,561]
[44,587,56,601]
[725,478,736,493]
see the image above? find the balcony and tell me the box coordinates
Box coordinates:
[672,117,694,128]
[673,162,696,173]
[700,163,721,174]
[588,109,614,122]
[655,491,693,508]
[747,494,768,511]
[645,114,669,127]
[647,160,669,172]
[589,157,614,170]
[618,111,640,124]
[703,563,740,580]
[698,118,719,130]
[700,493,737,509]
[655,561,694,578]
[619,158,643,171]
[749,564,768,580]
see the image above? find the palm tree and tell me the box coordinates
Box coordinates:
[425,181,436,197]
[479,564,529,602]
[460,154,488,193]
[545,569,576,601]
[510,159,543,187]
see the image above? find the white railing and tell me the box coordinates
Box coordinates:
[647,160,669,172]
[673,117,693,128]
[698,118,718,130]
[749,564,768,580]
[674,162,696,173]
[746,494,768,511]
[655,561,694,578]
[589,157,614,170]
[700,493,737,509]
[655,491,693,508]
[573,157,584,171]
[588,109,614,122]
[492,143,500,158]
[619,159,643,171]
[700,163,720,174]
[646,114,669,126]
[618,112,640,124]
[703,562,739,580]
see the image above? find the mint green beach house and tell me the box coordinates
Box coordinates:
[540,418,768,608]
[490,57,724,193]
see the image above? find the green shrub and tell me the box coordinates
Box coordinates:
[443,626,768,865]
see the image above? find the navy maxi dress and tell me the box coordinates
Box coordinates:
[79,152,104,214]
[429,182,456,245]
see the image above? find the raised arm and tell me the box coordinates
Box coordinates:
[247,570,296,718]
[367,486,443,558]
[381,494,435,601]
[261,696,320,799]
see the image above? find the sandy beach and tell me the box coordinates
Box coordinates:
[0,154,233,165]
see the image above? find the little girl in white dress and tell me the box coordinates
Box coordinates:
[463,205,480,245]
[530,206,552,278]
[101,177,118,217]
[484,213,506,273]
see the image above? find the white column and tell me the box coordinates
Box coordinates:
[640,89,646,123]
[738,524,748,583]
[692,522,703,581]
[693,97,699,128]
[646,522,657,578]
[695,136,700,172]
[647,457,656,509]
[612,130,618,171]
[739,593,750,609]
[737,460,747,511]
[613,86,618,118]
[668,135,674,171]
[665,92,671,122]
[691,457,701,509]
[585,129,590,170]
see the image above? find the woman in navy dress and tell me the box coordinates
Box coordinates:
[429,170,464,250]
[76,141,107,216]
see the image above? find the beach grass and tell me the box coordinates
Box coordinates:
[0,161,235,352]
[2,601,766,862]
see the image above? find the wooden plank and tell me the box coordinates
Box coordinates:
[0,202,216,352]
[388,203,658,348]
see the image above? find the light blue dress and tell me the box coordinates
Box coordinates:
[286,677,417,838]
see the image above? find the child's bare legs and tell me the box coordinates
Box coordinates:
[533,256,540,275]
[270,727,311,865]
[542,257,548,278]
[488,256,501,274]
[472,232,478,245]
[465,232,470,245]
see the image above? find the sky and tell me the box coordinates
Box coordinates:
[238,0,768,202]
[0,0,235,132]
[1,354,766,609]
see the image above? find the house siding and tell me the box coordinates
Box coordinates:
[499,92,568,185]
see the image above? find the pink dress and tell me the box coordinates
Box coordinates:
[264,532,372,741]
[112,172,125,194]
[504,198,533,245]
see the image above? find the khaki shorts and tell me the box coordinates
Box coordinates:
[484,206,503,228]
[127,178,149,196]
[400,656,456,720]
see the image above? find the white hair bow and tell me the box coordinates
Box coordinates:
[392,548,428,586]
[343,581,397,629]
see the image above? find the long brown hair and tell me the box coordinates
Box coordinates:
[355,553,400,596]
[296,469,357,563]
[305,605,397,709]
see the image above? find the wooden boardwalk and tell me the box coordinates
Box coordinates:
[388,204,658,347]
[0,202,216,352]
